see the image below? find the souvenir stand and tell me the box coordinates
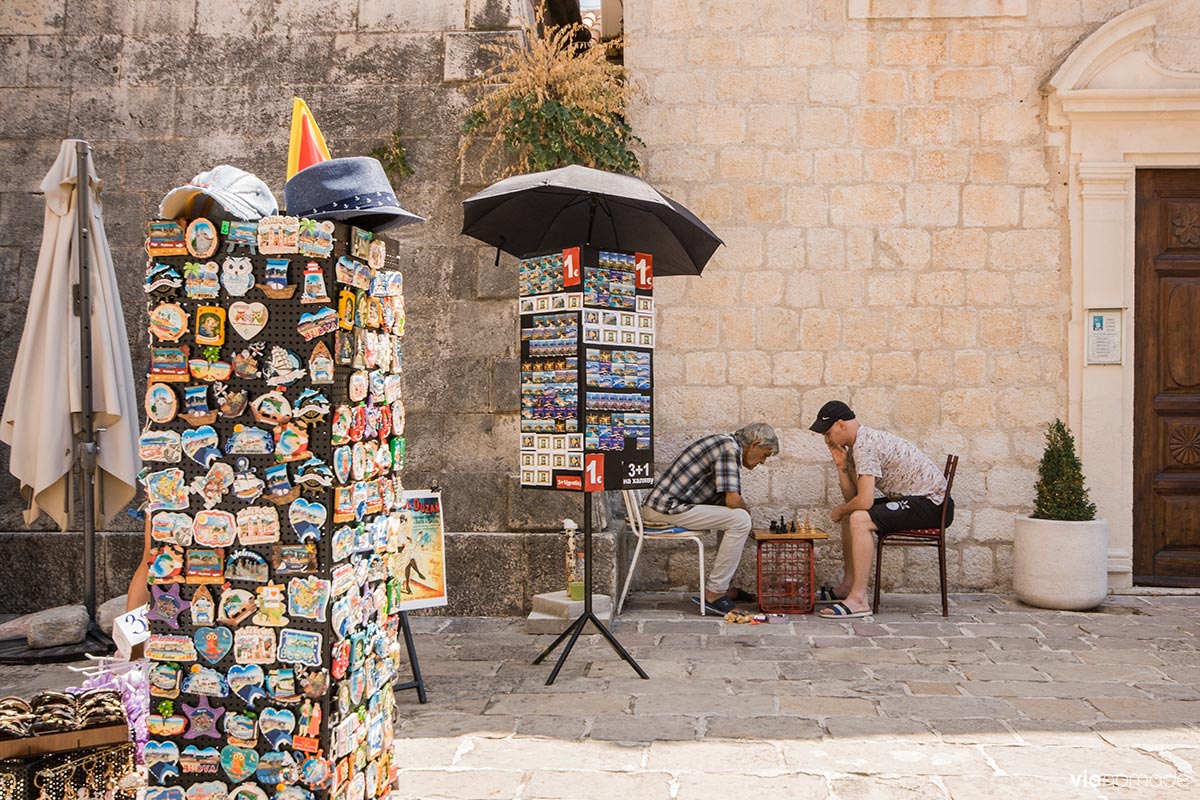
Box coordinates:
[141,213,432,800]
[519,247,655,684]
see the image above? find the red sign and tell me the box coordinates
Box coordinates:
[634,252,653,290]
[584,454,605,492]
[562,247,581,287]
[555,474,582,491]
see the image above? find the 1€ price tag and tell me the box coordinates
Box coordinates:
[113,604,150,660]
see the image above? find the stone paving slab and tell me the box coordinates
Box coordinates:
[4,593,1199,799]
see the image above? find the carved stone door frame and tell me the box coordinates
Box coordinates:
[1048,0,1200,588]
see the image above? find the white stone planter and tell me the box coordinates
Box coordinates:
[1013,517,1109,611]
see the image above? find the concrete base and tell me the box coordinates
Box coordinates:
[526,590,613,634]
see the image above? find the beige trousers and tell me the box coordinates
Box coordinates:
[641,503,752,594]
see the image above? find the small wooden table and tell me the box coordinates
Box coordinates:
[753,528,828,614]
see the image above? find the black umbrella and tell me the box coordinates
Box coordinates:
[461,165,723,276]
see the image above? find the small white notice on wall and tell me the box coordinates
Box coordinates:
[1086,309,1122,365]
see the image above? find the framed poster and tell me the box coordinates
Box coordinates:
[396,491,448,610]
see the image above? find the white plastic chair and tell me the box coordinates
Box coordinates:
[617,489,708,615]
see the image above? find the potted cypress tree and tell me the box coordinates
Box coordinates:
[1013,420,1109,610]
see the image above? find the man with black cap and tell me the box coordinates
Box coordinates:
[809,401,952,619]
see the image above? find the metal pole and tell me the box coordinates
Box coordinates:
[74,140,97,623]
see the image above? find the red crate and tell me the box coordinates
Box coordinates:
[756,539,816,613]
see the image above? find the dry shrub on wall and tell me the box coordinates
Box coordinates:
[461,7,642,178]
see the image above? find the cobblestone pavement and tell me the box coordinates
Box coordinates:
[2,593,1198,798]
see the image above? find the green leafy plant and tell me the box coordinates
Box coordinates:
[1032,419,1097,521]
[460,7,641,178]
[370,129,415,185]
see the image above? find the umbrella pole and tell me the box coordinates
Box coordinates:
[73,140,98,624]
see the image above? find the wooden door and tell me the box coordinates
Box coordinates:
[1135,169,1200,587]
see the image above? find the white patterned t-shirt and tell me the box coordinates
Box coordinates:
[850,426,947,505]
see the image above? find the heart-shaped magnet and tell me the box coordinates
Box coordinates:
[221,744,261,784]
[193,626,233,664]
[229,301,268,339]
[143,740,180,768]
[185,783,226,800]
[288,498,327,540]
[227,664,269,705]
[181,426,220,467]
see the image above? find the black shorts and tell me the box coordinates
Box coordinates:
[867,495,953,533]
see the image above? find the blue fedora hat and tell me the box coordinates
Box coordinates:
[284,156,425,233]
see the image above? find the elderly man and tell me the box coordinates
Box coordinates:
[809,401,952,618]
[642,422,779,615]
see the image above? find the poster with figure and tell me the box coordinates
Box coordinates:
[396,491,448,610]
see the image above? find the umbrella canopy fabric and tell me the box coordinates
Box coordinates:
[461,165,723,276]
[0,140,140,529]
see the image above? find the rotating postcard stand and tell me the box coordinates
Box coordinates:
[141,215,445,799]
[519,247,656,684]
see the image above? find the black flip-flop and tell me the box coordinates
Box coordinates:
[818,601,872,619]
[691,595,735,615]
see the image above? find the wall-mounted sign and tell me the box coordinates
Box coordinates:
[1087,308,1122,365]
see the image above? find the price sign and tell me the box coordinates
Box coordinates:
[584,454,605,492]
[634,252,653,290]
[563,247,581,287]
[113,604,150,660]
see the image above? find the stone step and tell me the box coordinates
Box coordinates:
[530,590,612,617]
[525,610,613,636]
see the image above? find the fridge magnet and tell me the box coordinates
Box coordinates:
[187,354,233,382]
[191,584,215,625]
[143,740,181,782]
[186,218,219,258]
[179,745,219,774]
[359,293,383,329]
[293,389,330,425]
[297,307,338,340]
[369,237,388,270]
[147,703,187,737]
[224,710,258,748]
[348,370,368,402]
[384,373,403,404]
[145,633,197,662]
[266,667,299,704]
[391,335,404,370]
[351,442,369,482]
[332,486,354,523]
[146,467,189,511]
[274,422,310,462]
[145,263,184,298]
[336,256,371,290]
[180,667,227,699]
[217,587,257,626]
[331,526,354,562]
[297,218,335,257]
[146,382,179,423]
[149,302,189,342]
[351,227,373,260]
[185,547,225,584]
[273,542,317,575]
[148,544,185,583]
[231,460,264,502]
[256,750,298,787]
[295,457,333,491]
[180,385,216,426]
[151,345,190,381]
[193,509,237,547]
[288,576,330,622]
[227,664,267,705]
[334,329,354,365]
[184,260,220,299]
[263,463,299,504]
[225,424,273,455]
[189,462,234,509]
[140,430,182,463]
[228,784,270,800]
[151,511,192,544]
[224,222,258,255]
[390,436,406,472]
[331,640,350,680]
[308,341,334,383]
[148,584,188,629]
[330,406,352,445]
[182,781,224,800]
[181,695,224,743]
[264,346,305,386]
[226,549,269,583]
[330,563,355,597]
[220,743,260,784]
[147,220,187,257]
[297,667,328,700]
[220,256,255,297]
[257,215,300,255]
[258,258,296,299]
[337,289,356,329]
[259,707,296,751]
[251,391,292,426]
[150,662,183,698]
[331,446,350,486]
[233,626,277,665]
[299,261,331,305]
[392,399,406,435]
[252,583,289,627]
[236,505,279,545]
[278,629,323,668]
[228,300,268,339]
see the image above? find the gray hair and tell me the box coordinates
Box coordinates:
[734,422,779,455]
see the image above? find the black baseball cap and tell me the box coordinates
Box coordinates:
[809,401,855,433]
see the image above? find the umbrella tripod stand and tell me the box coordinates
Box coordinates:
[0,141,114,665]
[533,492,648,685]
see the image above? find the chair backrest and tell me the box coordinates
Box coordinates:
[938,454,959,532]
[620,489,647,540]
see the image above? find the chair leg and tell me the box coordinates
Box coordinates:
[617,536,644,615]
[872,535,884,614]
[697,539,706,616]
[938,537,949,617]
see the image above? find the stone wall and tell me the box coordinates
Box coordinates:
[621,0,1197,593]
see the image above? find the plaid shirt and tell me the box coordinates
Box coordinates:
[645,433,743,514]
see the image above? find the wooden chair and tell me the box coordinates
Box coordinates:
[872,455,959,617]
[617,489,709,615]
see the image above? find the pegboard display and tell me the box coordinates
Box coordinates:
[518,247,655,492]
[140,215,432,800]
